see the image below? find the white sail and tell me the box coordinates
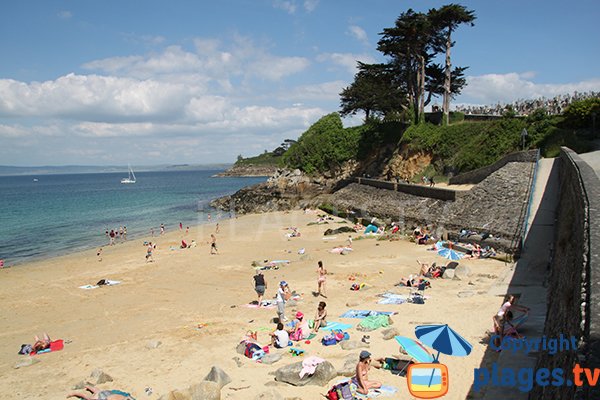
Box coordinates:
[121,165,136,184]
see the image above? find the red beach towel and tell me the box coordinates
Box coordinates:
[31,339,64,356]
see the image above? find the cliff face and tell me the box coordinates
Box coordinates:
[215,164,279,177]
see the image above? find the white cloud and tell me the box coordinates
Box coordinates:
[303,0,319,12]
[273,0,297,14]
[461,72,600,105]
[347,25,368,46]
[316,52,375,74]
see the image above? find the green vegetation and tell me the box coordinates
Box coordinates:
[234,151,282,167]
[282,113,362,174]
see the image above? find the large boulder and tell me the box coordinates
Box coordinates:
[337,355,357,377]
[323,226,355,236]
[158,390,191,400]
[453,264,471,280]
[275,360,337,386]
[190,381,221,400]
[261,353,283,365]
[90,369,113,384]
[442,269,455,280]
[203,366,231,389]
[381,327,400,340]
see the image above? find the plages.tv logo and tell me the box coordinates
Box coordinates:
[396,324,473,399]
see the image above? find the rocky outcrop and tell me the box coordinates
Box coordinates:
[274,360,337,386]
[215,164,279,177]
[211,163,357,214]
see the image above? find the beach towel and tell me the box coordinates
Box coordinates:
[320,322,353,331]
[299,356,325,378]
[340,310,395,319]
[331,247,353,254]
[377,294,406,305]
[242,303,276,309]
[79,284,99,290]
[31,339,64,356]
[354,385,399,398]
[357,315,392,331]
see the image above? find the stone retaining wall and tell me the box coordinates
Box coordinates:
[530,148,600,399]
[346,177,457,201]
[329,161,534,252]
[449,150,538,185]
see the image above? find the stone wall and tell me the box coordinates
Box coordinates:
[449,150,538,185]
[329,161,534,252]
[341,177,457,201]
[530,148,600,399]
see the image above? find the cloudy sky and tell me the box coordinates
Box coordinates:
[1,0,599,166]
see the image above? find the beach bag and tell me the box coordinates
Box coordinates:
[327,382,353,400]
[322,334,338,346]
[244,342,262,358]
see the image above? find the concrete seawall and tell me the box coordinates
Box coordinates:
[530,148,600,399]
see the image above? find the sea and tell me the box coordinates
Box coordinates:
[0,170,265,266]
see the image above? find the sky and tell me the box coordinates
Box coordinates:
[1,0,599,166]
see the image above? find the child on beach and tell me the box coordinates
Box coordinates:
[288,311,309,341]
[276,281,291,322]
[97,248,102,262]
[270,322,289,348]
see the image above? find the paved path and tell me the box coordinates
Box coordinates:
[482,157,559,400]
[579,150,600,179]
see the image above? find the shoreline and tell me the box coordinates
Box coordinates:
[0,210,510,399]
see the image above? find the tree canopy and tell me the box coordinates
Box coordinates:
[340,4,475,124]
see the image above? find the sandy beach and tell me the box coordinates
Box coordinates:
[0,210,511,399]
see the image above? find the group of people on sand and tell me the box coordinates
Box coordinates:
[105,227,127,246]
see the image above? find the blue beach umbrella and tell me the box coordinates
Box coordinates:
[394,336,435,363]
[437,247,464,261]
[415,324,473,387]
[415,324,472,360]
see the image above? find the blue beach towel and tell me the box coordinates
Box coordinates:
[340,310,395,319]
[377,293,406,305]
[320,321,353,331]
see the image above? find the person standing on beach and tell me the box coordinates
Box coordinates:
[276,281,291,322]
[253,271,267,306]
[317,261,327,298]
[179,222,183,231]
[146,242,154,262]
[207,213,211,222]
[97,248,102,262]
[150,227,155,237]
[215,223,220,234]
[210,234,218,255]
[109,229,115,246]
[160,224,165,235]
[185,226,189,235]
[122,226,127,240]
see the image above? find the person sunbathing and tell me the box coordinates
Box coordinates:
[398,275,429,288]
[32,333,51,353]
[67,385,135,400]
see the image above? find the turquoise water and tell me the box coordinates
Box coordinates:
[0,170,265,266]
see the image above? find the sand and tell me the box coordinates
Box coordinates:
[0,210,510,399]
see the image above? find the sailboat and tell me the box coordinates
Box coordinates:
[121,165,136,184]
